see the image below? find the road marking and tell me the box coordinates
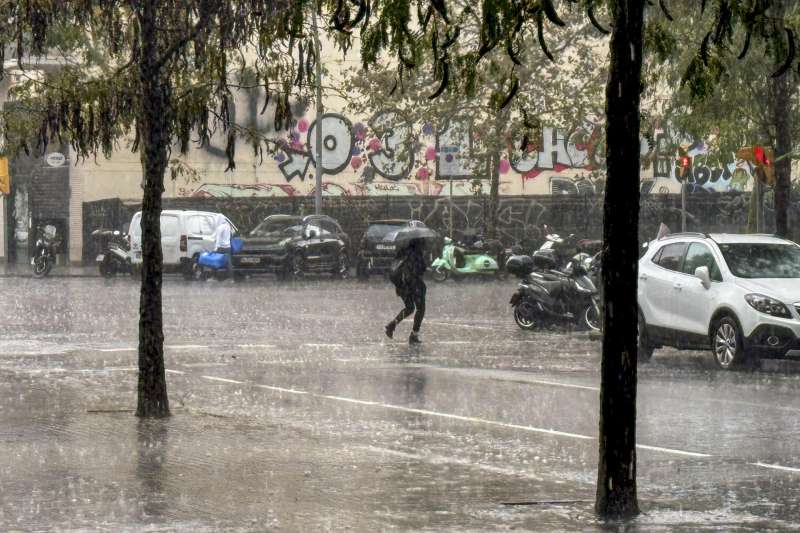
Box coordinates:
[236,344,277,349]
[97,347,137,353]
[166,369,185,375]
[253,384,308,395]
[182,362,228,368]
[750,462,800,473]
[201,375,243,384]
[167,344,209,350]
[303,343,345,348]
[637,444,710,458]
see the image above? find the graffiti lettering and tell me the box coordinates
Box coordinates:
[368,110,414,181]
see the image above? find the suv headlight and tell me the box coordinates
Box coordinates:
[744,294,792,318]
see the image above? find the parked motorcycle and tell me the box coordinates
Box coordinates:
[531,225,602,272]
[431,237,504,282]
[192,237,244,282]
[506,254,601,331]
[30,224,61,278]
[91,229,132,278]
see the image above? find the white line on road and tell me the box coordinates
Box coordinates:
[637,444,711,458]
[201,375,243,384]
[253,384,308,395]
[97,347,137,353]
[236,344,277,349]
[167,344,210,350]
[183,374,707,458]
[166,369,185,375]
[303,343,345,348]
[750,462,800,473]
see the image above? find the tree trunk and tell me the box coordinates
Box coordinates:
[771,62,792,238]
[595,0,644,520]
[136,0,170,418]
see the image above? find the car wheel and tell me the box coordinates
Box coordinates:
[637,311,654,363]
[335,252,350,280]
[356,259,369,281]
[432,266,449,282]
[182,261,194,281]
[192,262,208,282]
[712,316,748,370]
[290,253,305,279]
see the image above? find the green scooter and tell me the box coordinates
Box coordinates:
[430,237,504,282]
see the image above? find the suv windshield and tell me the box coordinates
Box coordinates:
[367,223,405,238]
[718,243,800,278]
[250,219,301,238]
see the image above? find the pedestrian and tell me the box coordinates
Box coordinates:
[385,238,427,344]
[213,214,234,281]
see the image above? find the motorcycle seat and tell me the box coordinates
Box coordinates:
[538,280,563,295]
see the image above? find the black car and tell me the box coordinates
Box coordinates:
[356,219,439,279]
[233,214,351,278]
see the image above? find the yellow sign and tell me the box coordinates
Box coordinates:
[0,157,9,195]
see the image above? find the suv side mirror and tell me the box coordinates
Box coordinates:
[305,228,318,238]
[694,266,711,289]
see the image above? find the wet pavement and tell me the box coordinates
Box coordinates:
[2,275,800,531]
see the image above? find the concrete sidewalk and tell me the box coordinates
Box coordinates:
[0,263,99,277]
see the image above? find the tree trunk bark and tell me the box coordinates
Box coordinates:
[771,64,792,238]
[595,0,644,520]
[136,0,170,418]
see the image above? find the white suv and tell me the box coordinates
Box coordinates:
[638,233,800,369]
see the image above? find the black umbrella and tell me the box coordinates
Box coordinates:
[385,226,440,250]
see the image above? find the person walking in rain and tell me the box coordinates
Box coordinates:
[213,214,234,281]
[385,238,427,344]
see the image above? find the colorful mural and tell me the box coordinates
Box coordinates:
[181,102,756,198]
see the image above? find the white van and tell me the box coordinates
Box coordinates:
[129,210,237,278]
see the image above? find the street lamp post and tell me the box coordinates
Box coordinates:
[312,6,323,215]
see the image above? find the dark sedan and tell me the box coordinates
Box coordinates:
[233,214,351,279]
[356,219,439,279]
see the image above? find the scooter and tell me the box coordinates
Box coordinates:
[192,237,244,282]
[506,253,601,331]
[431,237,503,282]
[91,229,131,278]
[31,224,60,278]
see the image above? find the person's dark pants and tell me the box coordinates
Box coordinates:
[393,281,426,332]
[217,247,233,279]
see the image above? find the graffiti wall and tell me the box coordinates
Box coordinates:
[179,98,759,199]
[73,86,760,203]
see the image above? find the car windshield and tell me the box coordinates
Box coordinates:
[718,243,800,278]
[367,223,405,238]
[249,219,301,238]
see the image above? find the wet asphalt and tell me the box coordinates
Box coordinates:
[1,274,800,531]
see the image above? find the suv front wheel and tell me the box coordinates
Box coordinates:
[712,316,748,370]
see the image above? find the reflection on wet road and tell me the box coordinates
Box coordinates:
[2,276,800,530]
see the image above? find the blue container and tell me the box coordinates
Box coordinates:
[198,251,228,269]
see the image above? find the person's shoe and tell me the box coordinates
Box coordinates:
[409,331,422,344]
[385,322,396,339]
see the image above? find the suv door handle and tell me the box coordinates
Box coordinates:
[673,282,683,291]
[638,273,648,281]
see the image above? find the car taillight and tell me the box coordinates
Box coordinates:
[180,235,187,251]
